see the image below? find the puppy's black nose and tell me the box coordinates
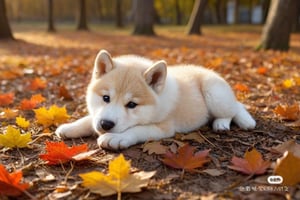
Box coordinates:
[100,120,115,131]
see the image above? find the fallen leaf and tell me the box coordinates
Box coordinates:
[271,139,300,157]
[0,108,19,119]
[256,66,268,75]
[29,77,47,90]
[72,149,99,161]
[80,154,155,198]
[58,85,73,100]
[234,83,249,92]
[0,93,14,106]
[161,144,210,172]
[228,148,270,175]
[274,151,300,186]
[142,141,168,155]
[39,141,89,165]
[176,132,204,143]
[16,116,30,129]
[19,94,46,110]
[0,164,30,196]
[282,79,295,88]
[201,169,225,176]
[34,105,70,127]
[273,103,299,121]
[0,126,32,148]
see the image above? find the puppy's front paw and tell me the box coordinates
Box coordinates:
[97,133,133,150]
[55,124,73,139]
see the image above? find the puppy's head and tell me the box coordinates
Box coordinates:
[86,50,167,134]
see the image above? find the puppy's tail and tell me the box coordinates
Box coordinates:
[233,102,256,130]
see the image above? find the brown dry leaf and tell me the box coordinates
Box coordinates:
[58,85,73,100]
[228,148,270,175]
[274,151,300,186]
[271,139,300,157]
[273,103,300,121]
[142,141,168,155]
[201,169,225,176]
[176,132,204,143]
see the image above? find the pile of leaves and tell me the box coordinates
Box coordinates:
[0,25,300,199]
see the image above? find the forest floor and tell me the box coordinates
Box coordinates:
[1,23,300,200]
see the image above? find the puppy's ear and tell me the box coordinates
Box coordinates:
[144,60,167,93]
[93,50,113,79]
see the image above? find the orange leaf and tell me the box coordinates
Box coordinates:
[228,148,270,175]
[274,151,300,186]
[39,141,88,165]
[234,83,249,92]
[58,85,73,100]
[29,78,47,90]
[273,104,299,121]
[0,164,29,196]
[0,108,19,119]
[256,67,268,75]
[0,93,14,106]
[19,94,46,110]
[161,144,210,172]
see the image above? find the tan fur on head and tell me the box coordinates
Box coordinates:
[93,50,113,79]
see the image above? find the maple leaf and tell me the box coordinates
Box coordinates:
[161,144,210,172]
[256,66,268,75]
[0,109,18,119]
[274,151,300,186]
[273,104,299,121]
[80,154,155,199]
[234,83,249,92]
[34,105,70,127]
[29,77,47,90]
[0,93,14,106]
[282,79,295,88]
[0,126,32,148]
[16,116,30,129]
[19,94,46,110]
[0,164,29,196]
[228,148,270,175]
[142,141,168,155]
[39,141,89,165]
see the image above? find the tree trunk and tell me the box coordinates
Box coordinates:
[259,0,299,51]
[186,0,208,35]
[174,0,181,25]
[47,0,55,32]
[0,0,13,39]
[132,0,155,36]
[262,0,270,24]
[115,0,123,27]
[248,0,253,24]
[215,0,227,24]
[233,0,239,24]
[77,0,88,30]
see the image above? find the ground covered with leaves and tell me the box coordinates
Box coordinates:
[0,24,300,200]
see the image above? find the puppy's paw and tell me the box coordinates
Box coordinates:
[55,123,73,139]
[97,133,134,150]
[213,118,231,131]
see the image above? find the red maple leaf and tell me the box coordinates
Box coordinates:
[228,148,270,175]
[39,141,88,165]
[0,164,29,196]
[161,144,210,172]
[0,93,14,106]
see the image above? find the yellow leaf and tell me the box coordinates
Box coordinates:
[16,116,30,129]
[0,126,32,148]
[282,79,294,88]
[34,105,70,127]
[79,154,155,199]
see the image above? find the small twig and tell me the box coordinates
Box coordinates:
[225,173,254,190]
[16,147,25,166]
[64,162,75,183]
[23,190,36,200]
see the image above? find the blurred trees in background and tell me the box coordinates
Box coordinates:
[3,0,300,51]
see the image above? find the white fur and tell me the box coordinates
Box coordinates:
[56,50,256,149]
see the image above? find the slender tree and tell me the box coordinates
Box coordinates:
[186,0,208,35]
[0,0,13,39]
[115,0,123,27]
[77,0,88,30]
[259,0,300,51]
[132,0,155,35]
[174,0,182,25]
[47,0,56,32]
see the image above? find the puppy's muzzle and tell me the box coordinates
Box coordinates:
[100,119,115,131]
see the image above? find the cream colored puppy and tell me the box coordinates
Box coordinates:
[56,50,256,149]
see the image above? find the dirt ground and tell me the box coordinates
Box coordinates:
[0,24,300,200]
